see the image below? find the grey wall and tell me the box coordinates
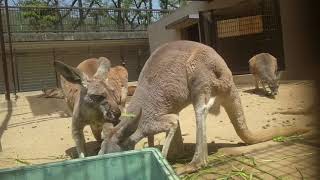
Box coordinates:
[148,1,208,52]
[147,0,246,52]
[278,0,314,80]
[148,0,314,80]
[0,39,150,93]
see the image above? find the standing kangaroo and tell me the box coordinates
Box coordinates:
[249,53,281,96]
[99,41,307,174]
[54,57,128,158]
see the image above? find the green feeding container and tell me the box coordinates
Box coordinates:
[0,148,179,180]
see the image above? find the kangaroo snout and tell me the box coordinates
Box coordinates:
[101,106,121,125]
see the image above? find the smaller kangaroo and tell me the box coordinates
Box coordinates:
[54,57,127,158]
[249,53,281,96]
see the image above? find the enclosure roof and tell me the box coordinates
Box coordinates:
[165,14,199,30]
[213,0,261,18]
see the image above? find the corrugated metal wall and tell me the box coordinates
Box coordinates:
[0,43,149,93]
[16,50,57,91]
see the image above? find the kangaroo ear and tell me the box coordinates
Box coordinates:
[94,57,111,79]
[54,61,87,85]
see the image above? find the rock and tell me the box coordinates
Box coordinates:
[32,126,37,128]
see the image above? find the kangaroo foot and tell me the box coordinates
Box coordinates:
[174,161,205,175]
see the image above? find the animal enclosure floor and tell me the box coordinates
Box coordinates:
[0,81,319,179]
[178,141,320,179]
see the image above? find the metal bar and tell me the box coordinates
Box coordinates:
[1,6,173,12]
[13,48,20,91]
[0,6,10,101]
[52,48,59,88]
[273,0,285,71]
[4,0,17,98]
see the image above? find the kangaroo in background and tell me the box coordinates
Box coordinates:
[54,57,128,158]
[249,53,281,96]
[99,41,307,174]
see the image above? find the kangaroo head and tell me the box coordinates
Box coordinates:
[268,80,279,96]
[269,71,281,96]
[54,59,121,125]
[98,109,142,155]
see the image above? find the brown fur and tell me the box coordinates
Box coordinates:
[249,53,280,96]
[127,86,136,96]
[61,58,128,111]
[55,57,128,158]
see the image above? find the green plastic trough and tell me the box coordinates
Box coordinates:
[0,148,179,180]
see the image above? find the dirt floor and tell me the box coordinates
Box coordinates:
[0,80,319,179]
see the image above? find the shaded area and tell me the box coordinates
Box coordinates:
[154,142,246,164]
[242,88,275,99]
[25,95,70,117]
[179,139,320,179]
[0,101,12,151]
[65,141,101,159]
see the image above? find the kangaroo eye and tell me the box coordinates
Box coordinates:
[90,94,104,101]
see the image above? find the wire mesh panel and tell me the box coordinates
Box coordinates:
[0,6,172,33]
[217,15,263,38]
[16,51,56,92]
[201,0,285,74]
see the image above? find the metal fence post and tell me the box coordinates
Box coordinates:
[5,0,17,98]
[0,5,10,101]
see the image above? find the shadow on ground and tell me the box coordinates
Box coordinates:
[242,88,275,99]
[155,142,246,164]
[65,141,246,161]
[0,101,12,151]
[65,141,101,158]
[25,95,70,117]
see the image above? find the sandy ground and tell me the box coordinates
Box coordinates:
[0,80,318,178]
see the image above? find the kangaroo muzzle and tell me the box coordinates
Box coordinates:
[100,104,121,125]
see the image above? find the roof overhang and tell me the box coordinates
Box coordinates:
[165,14,199,30]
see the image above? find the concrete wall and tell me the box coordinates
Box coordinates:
[278,0,314,80]
[4,32,147,42]
[148,0,314,81]
[147,1,208,52]
[147,0,246,52]
[0,39,150,93]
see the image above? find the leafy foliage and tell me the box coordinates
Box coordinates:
[15,0,181,32]
[19,0,59,31]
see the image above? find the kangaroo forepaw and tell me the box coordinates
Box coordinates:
[174,162,204,175]
[175,159,207,175]
[175,164,199,176]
